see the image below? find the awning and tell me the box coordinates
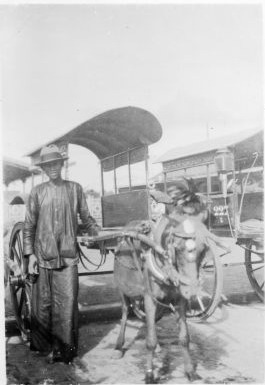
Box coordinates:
[3,157,40,186]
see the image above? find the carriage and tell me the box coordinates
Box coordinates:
[156,128,264,309]
[7,107,263,342]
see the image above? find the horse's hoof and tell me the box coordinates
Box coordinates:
[112,349,123,359]
[186,372,202,382]
[145,371,155,384]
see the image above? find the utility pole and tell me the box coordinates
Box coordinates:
[206,122,214,139]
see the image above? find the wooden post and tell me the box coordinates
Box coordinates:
[206,164,211,197]
[100,161,104,196]
[113,156,117,194]
[163,171,167,192]
[128,150,132,191]
[22,179,26,194]
[232,149,239,234]
[144,146,152,219]
[144,145,149,188]
[206,164,211,229]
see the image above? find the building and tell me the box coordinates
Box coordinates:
[155,128,263,236]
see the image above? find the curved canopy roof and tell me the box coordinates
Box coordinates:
[27,106,162,161]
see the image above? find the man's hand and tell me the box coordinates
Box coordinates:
[28,254,39,275]
[90,225,101,236]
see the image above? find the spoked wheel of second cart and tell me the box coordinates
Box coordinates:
[8,221,31,341]
[245,238,264,302]
[186,244,224,322]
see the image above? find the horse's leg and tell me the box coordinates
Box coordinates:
[113,293,130,359]
[144,292,157,384]
[177,298,201,381]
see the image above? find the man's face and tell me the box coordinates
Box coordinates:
[42,160,63,181]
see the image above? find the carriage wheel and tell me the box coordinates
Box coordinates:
[245,240,264,302]
[8,222,31,340]
[186,245,223,322]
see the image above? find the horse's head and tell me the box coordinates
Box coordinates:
[157,216,207,300]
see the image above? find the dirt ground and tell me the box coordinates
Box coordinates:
[5,271,265,385]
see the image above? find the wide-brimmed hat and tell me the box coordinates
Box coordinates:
[35,144,68,166]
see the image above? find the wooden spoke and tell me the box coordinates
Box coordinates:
[196,296,205,312]
[15,287,21,295]
[11,246,21,268]
[16,232,23,257]
[248,260,264,265]
[9,222,31,340]
[249,265,264,273]
[245,242,264,302]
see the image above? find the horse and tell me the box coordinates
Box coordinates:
[113,214,213,383]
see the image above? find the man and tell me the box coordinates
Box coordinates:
[23,144,99,365]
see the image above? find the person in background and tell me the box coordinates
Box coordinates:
[149,188,172,222]
[23,144,100,366]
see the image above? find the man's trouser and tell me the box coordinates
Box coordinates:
[30,265,79,362]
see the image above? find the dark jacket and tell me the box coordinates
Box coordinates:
[23,180,98,269]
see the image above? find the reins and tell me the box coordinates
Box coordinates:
[77,223,197,286]
[78,243,107,271]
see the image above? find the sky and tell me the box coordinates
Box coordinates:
[0,2,264,192]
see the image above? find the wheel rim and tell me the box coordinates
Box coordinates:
[186,248,223,321]
[9,222,31,339]
[245,241,264,302]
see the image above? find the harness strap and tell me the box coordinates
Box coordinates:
[173,231,196,239]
